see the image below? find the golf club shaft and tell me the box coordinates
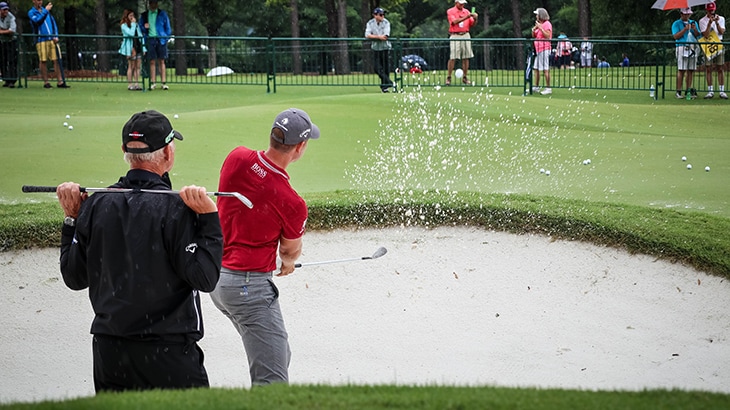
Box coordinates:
[295,256,373,268]
[294,247,387,268]
[21,185,253,208]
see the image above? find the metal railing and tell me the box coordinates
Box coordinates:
[6,34,726,99]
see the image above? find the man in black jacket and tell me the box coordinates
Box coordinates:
[56,110,223,393]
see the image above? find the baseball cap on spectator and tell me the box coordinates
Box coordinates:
[373,7,385,15]
[706,2,716,11]
[680,8,693,14]
[456,0,468,4]
[122,110,183,153]
[0,2,9,10]
[271,108,320,145]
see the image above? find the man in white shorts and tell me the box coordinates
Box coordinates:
[672,8,702,99]
[699,2,726,99]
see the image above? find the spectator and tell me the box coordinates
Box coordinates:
[56,110,223,393]
[597,56,610,68]
[620,53,629,67]
[28,0,68,88]
[0,1,17,87]
[532,7,552,95]
[699,1,726,99]
[557,32,572,69]
[365,7,393,93]
[140,0,171,90]
[580,37,592,68]
[119,9,145,91]
[672,7,701,99]
[446,0,477,86]
[211,108,320,386]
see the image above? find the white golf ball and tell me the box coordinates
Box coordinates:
[174,114,179,119]
[63,122,68,127]
[545,170,551,176]
[68,125,73,130]
[66,114,71,119]
[705,166,710,172]
[539,168,545,174]
[582,160,588,165]
[586,159,591,164]
[681,156,687,161]
[455,68,464,79]
[686,164,692,170]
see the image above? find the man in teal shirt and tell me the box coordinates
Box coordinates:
[140,0,171,90]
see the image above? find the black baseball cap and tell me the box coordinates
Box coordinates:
[122,110,183,153]
[373,7,385,14]
[271,108,320,145]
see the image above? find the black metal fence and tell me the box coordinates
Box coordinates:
[3,34,726,99]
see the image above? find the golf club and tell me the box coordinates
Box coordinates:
[21,185,254,209]
[294,246,387,268]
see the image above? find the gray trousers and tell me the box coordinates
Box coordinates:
[210,268,291,385]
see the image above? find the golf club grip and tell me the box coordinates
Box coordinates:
[22,185,59,193]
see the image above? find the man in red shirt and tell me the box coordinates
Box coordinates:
[211,108,320,385]
[446,0,478,86]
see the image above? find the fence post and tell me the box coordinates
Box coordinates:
[266,38,276,94]
[394,38,402,90]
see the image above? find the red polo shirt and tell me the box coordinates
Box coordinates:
[447,6,474,34]
[218,146,308,272]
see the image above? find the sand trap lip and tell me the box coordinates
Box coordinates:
[1,226,728,404]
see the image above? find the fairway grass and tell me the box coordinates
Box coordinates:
[1,82,727,218]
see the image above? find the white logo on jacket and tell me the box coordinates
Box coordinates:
[185,243,198,253]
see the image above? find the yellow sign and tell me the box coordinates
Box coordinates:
[700,30,724,60]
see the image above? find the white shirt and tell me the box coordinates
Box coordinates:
[699,14,725,40]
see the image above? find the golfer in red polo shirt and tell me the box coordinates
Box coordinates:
[211,108,320,385]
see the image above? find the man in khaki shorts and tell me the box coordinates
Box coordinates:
[446,0,477,86]
[699,1,726,99]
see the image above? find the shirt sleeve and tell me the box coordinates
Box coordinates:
[168,210,223,293]
[60,216,89,291]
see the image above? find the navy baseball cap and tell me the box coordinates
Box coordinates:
[122,110,183,153]
[271,108,320,145]
[373,7,385,14]
[0,2,9,10]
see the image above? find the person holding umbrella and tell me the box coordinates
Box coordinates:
[672,8,702,99]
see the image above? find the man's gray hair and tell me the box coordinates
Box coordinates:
[124,141,174,165]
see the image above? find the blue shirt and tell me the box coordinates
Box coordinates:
[672,18,700,45]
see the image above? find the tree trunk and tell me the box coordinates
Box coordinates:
[291,0,302,74]
[482,6,490,72]
[361,0,373,74]
[64,7,79,71]
[577,0,592,38]
[94,0,109,72]
[511,0,525,71]
[334,0,350,74]
[173,0,187,75]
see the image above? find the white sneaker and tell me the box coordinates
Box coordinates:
[540,88,552,95]
[150,83,157,90]
[532,86,541,92]
[720,92,728,99]
[704,92,714,99]
[162,84,169,90]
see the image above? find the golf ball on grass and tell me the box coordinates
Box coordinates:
[682,156,687,161]
[705,166,710,172]
[174,114,179,119]
[63,122,68,127]
[686,164,692,170]
[545,170,551,176]
[455,69,464,79]
[65,114,71,119]
[68,125,73,130]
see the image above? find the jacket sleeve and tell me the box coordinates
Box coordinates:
[168,210,223,293]
[162,11,172,38]
[139,12,148,35]
[59,223,89,291]
[28,8,48,27]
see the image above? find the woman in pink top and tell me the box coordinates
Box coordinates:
[531,7,553,95]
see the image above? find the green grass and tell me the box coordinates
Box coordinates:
[1,82,729,407]
[3,384,730,410]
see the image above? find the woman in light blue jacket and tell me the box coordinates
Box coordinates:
[119,9,145,90]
